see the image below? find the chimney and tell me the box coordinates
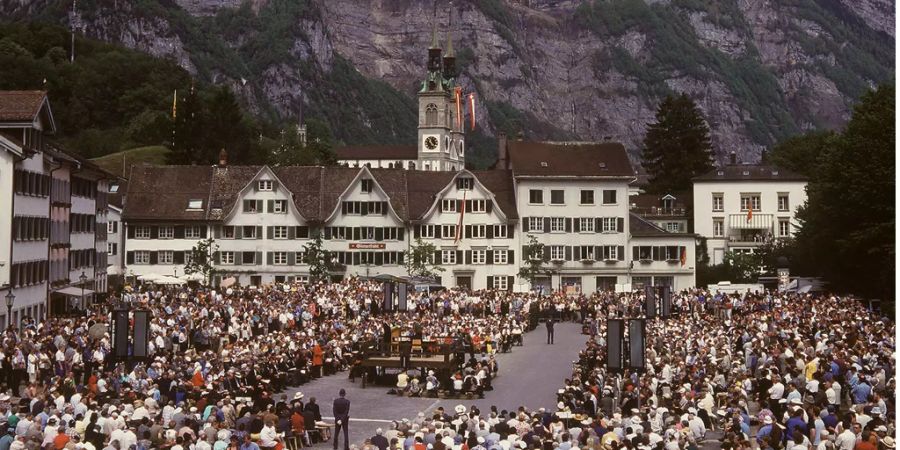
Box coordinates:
[496,132,508,170]
[729,152,737,165]
[218,148,228,167]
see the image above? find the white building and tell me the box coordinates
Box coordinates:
[692,164,807,265]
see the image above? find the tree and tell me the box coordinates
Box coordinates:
[721,251,765,283]
[183,238,218,286]
[768,130,836,177]
[269,118,338,166]
[403,238,445,279]
[641,93,714,194]
[517,235,549,288]
[794,84,894,302]
[302,233,336,283]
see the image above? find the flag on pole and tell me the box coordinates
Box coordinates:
[680,247,687,267]
[455,87,462,130]
[172,89,177,119]
[746,203,753,223]
[455,191,466,244]
[469,93,476,130]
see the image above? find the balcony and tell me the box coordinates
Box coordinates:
[728,230,772,245]
[631,206,688,218]
[728,213,773,230]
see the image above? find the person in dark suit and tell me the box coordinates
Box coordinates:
[370,428,389,450]
[332,389,351,450]
[546,316,555,344]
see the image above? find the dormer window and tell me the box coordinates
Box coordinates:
[717,170,725,176]
[540,162,548,167]
[109,184,119,193]
[742,170,750,176]
[187,199,203,210]
[361,179,373,193]
[456,177,473,190]
[258,180,273,191]
[598,162,607,169]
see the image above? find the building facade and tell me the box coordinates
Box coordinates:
[692,165,807,265]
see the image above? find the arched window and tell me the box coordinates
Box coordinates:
[425,104,438,125]
[408,161,416,170]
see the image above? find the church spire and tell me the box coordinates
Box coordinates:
[443,1,456,80]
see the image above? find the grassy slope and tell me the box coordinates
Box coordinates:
[90,146,170,178]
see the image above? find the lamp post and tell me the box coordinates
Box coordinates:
[79,271,88,311]
[5,290,14,331]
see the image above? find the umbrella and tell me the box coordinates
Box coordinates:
[179,272,205,282]
[88,323,108,340]
[154,276,186,285]
[220,277,237,288]
[138,274,163,282]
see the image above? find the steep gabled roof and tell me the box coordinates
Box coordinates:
[471,169,518,220]
[0,91,56,133]
[507,141,634,178]
[335,145,418,161]
[123,165,213,221]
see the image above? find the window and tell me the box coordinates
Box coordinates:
[550,217,566,232]
[420,225,437,239]
[185,226,203,239]
[107,221,116,234]
[258,180,273,191]
[243,199,262,213]
[549,245,565,261]
[273,251,287,265]
[740,194,761,211]
[222,226,235,239]
[456,178,473,190]
[158,227,174,239]
[472,249,486,264]
[107,243,117,256]
[441,225,456,239]
[135,226,151,239]
[550,190,565,205]
[712,193,724,212]
[242,226,257,239]
[441,199,457,213]
[779,219,791,237]
[778,194,789,212]
[493,249,508,265]
[159,251,174,265]
[580,190,594,205]
[493,276,508,291]
[579,218,595,232]
[601,245,619,261]
[384,252,401,265]
[470,199,486,213]
[344,202,361,215]
[361,179,373,193]
[360,227,376,240]
[272,200,287,214]
[529,189,543,204]
[577,246,596,261]
[602,190,617,204]
[527,217,543,232]
[471,225,486,239]
[187,199,203,210]
[332,227,349,240]
[493,224,508,239]
[601,218,617,233]
[665,222,681,232]
[242,252,256,265]
[635,246,653,261]
[219,252,234,266]
[273,226,288,240]
[441,250,456,265]
[384,227,400,241]
[134,251,150,264]
[425,104,438,125]
[713,218,724,237]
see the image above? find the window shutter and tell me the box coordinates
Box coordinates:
[574,246,582,261]
[267,227,274,240]
[199,226,208,238]
[288,252,296,266]
[508,225,514,239]
[174,251,185,265]
[465,200,472,212]
[542,246,550,262]
[522,218,530,233]
[298,226,309,238]
[213,226,221,239]
[618,246,625,261]
[234,252,242,265]
[465,225,472,239]
[213,251,220,264]
[436,225,442,239]
[565,246,572,261]
[486,225,494,239]
[487,276,494,289]
[507,276,514,291]
[267,252,273,265]
[255,226,262,239]
[324,227,332,240]
[633,246,639,260]
[433,250,441,264]
[233,226,242,239]
[126,251,134,265]
[465,250,472,265]
[174,226,185,239]
[267,200,274,213]
[397,228,404,241]
[506,249,513,264]
[256,200,263,212]
[486,202,492,214]
[361,202,369,216]
[565,218,572,232]
[456,200,463,212]
[574,219,580,233]
[595,218,602,233]
[150,226,159,239]
[149,251,158,265]
[617,217,624,233]
[486,249,493,265]
[415,225,421,239]
[256,251,262,265]
[456,250,462,265]
[341,202,348,215]
[375,228,383,241]
[288,227,296,240]
[543,217,551,233]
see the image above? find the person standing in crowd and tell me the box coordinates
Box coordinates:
[332,389,350,450]
[546,316,555,345]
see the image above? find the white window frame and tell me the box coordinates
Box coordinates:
[457,178,474,190]
[550,190,565,205]
[441,250,456,265]
[441,225,456,239]
[712,193,724,212]
[243,226,257,239]
[441,199,457,213]
[384,227,399,241]
[273,200,287,214]
[579,218,595,233]
[493,249,508,265]
[740,194,761,211]
[187,199,203,210]
[273,251,287,265]
[779,219,791,237]
[159,251,174,265]
[134,226,151,239]
[361,179,373,193]
[550,217,566,233]
[361,227,375,240]
[580,190,594,205]
[579,246,595,261]
[134,251,150,264]
[221,251,235,265]
[602,189,617,205]
[601,218,617,233]
[602,245,618,261]
[471,199,486,213]
[107,243,116,256]
[158,226,174,239]
[222,226,235,239]
[273,226,288,240]
[550,245,565,261]
[713,218,725,237]
[665,222,681,232]
[258,180,273,191]
[420,225,436,239]
[527,217,543,233]
[107,222,116,234]
[332,227,348,240]
[777,194,789,212]
[529,189,543,204]
[345,202,362,215]
[471,224,486,239]
[472,249,486,265]
[185,226,202,239]
[493,224,508,239]
[493,275,508,290]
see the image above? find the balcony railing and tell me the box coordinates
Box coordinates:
[631,206,688,217]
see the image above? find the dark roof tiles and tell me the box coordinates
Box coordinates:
[507,141,634,178]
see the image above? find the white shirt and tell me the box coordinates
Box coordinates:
[835,429,856,450]
[769,382,785,400]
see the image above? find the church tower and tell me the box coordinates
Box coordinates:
[417,20,465,171]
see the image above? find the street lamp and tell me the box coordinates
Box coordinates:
[5,290,14,331]
[79,271,88,311]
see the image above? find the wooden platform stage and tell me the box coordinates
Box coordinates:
[360,353,458,370]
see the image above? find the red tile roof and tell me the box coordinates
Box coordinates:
[0,91,48,122]
[507,141,634,178]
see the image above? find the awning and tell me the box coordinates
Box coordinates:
[729,213,773,230]
[54,286,95,297]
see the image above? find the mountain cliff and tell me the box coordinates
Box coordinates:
[1,0,893,167]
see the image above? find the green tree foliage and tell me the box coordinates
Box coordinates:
[767,130,836,177]
[794,84,895,302]
[302,233,336,283]
[518,235,549,287]
[183,238,218,286]
[403,238,445,279]
[269,118,338,166]
[641,93,714,194]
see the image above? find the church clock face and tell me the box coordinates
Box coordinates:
[424,136,438,150]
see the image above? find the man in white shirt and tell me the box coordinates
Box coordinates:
[834,420,857,450]
[258,420,279,449]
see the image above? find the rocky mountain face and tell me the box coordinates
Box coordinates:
[2,0,893,167]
